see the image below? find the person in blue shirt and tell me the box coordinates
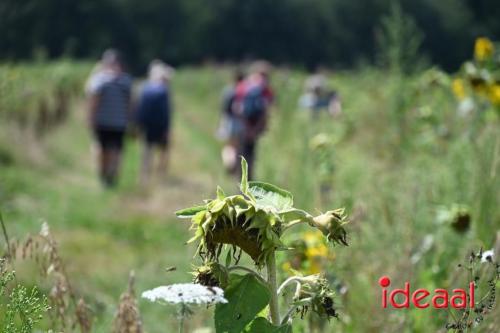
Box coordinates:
[136,60,174,184]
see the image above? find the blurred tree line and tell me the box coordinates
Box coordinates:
[0,0,498,72]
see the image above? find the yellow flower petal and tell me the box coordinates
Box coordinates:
[452,78,466,100]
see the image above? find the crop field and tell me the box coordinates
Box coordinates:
[0,54,499,332]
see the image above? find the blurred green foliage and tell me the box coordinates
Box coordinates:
[0,0,499,71]
[0,61,90,133]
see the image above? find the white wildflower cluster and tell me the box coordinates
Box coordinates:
[142,283,227,305]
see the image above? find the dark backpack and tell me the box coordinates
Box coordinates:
[242,85,266,122]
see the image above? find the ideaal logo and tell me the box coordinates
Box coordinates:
[379,276,474,309]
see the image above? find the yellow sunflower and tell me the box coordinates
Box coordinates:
[305,244,329,258]
[474,37,494,61]
[489,84,500,106]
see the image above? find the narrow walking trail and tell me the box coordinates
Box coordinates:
[1,80,233,330]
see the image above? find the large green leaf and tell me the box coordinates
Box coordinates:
[215,274,270,333]
[245,317,292,333]
[248,181,293,212]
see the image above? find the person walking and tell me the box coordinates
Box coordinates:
[217,69,245,175]
[87,49,132,187]
[136,60,174,185]
[299,73,342,118]
[235,61,273,179]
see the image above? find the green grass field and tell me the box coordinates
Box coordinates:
[0,64,499,332]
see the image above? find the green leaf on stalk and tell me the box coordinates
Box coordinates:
[248,181,293,212]
[215,274,270,333]
[175,206,206,218]
[244,317,292,333]
[279,208,312,224]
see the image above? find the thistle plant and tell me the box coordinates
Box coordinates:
[446,249,499,332]
[436,204,471,234]
[176,158,348,331]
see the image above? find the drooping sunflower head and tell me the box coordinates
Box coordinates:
[177,158,349,268]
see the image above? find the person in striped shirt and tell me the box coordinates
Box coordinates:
[87,49,132,187]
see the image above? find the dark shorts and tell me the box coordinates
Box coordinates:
[144,128,169,148]
[94,127,125,150]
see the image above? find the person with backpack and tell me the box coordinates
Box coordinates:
[87,49,132,187]
[299,73,342,119]
[217,70,245,174]
[235,62,274,179]
[136,60,174,185]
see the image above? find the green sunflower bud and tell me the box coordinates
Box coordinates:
[311,209,348,246]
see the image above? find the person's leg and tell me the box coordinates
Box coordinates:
[222,121,239,174]
[95,128,112,186]
[222,142,238,173]
[99,148,109,185]
[105,130,125,187]
[157,144,169,178]
[224,119,244,175]
[140,142,153,185]
[156,132,170,179]
[107,148,122,187]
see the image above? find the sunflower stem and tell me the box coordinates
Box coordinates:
[178,304,187,333]
[266,250,280,325]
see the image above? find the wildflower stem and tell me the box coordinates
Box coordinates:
[465,262,475,333]
[0,212,12,260]
[266,250,280,325]
[178,303,186,333]
[0,211,17,281]
[179,316,184,333]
